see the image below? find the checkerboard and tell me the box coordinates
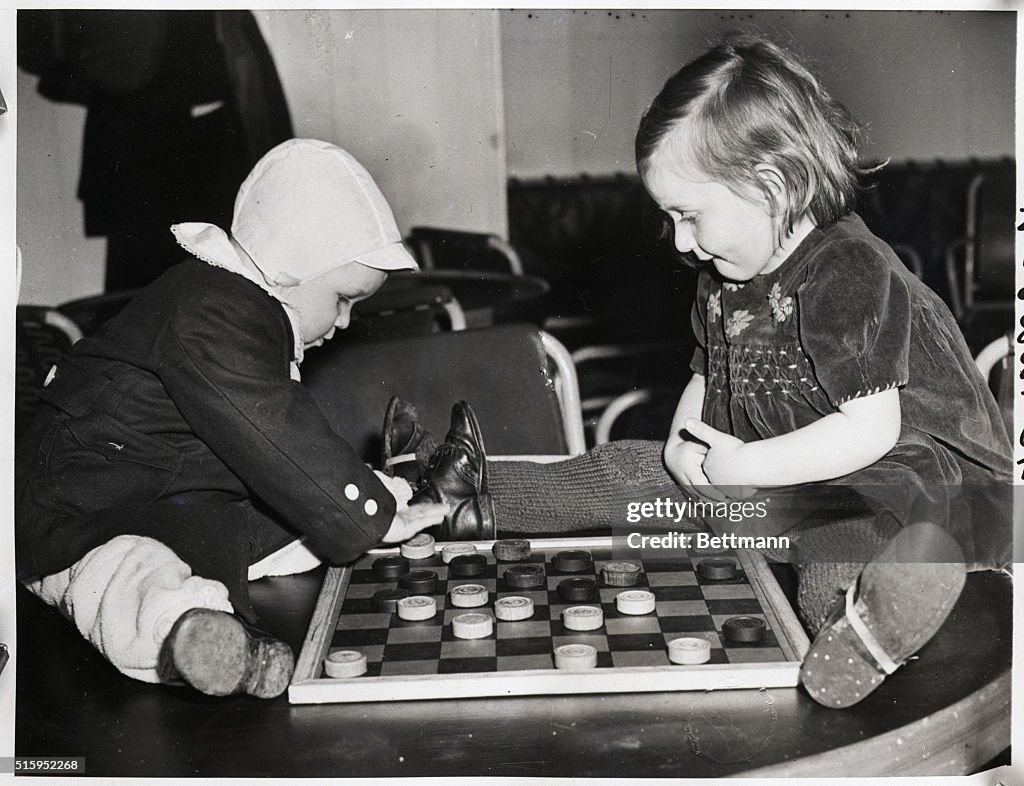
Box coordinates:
[289,536,809,704]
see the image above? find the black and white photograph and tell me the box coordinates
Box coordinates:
[3,5,1019,781]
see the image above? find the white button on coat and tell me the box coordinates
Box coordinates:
[344,484,359,500]
[364,499,378,516]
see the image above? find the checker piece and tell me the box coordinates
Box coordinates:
[324,650,368,678]
[449,583,488,608]
[504,564,545,589]
[494,596,534,621]
[441,543,478,564]
[615,589,656,615]
[723,616,767,643]
[452,612,493,639]
[558,577,598,602]
[562,605,604,631]
[601,561,642,586]
[668,637,712,665]
[698,558,737,581]
[397,595,437,621]
[554,643,598,670]
[552,550,593,573]
[373,555,409,580]
[492,538,531,561]
[450,553,487,577]
[399,570,438,594]
[400,533,436,560]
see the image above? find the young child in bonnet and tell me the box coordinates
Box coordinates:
[16,139,447,698]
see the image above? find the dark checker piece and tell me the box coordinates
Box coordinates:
[698,559,737,581]
[373,555,410,580]
[492,538,531,561]
[552,550,593,573]
[504,563,545,589]
[450,553,488,577]
[399,570,438,594]
[723,615,767,643]
[373,588,411,613]
[557,577,598,602]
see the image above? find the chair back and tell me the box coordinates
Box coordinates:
[16,306,83,437]
[973,169,1016,297]
[302,324,582,463]
[407,227,524,275]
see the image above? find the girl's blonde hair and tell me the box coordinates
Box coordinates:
[636,34,873,234]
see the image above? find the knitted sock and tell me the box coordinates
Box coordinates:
[791,513,898,635]
[488,440,684,533]
[794,562,865,636]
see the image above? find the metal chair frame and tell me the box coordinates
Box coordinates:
[944,173,1016,324]
[540,330,586,455]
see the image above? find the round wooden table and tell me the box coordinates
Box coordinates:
[14,568,1010,777]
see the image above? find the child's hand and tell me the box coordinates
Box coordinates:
[664,439,727,502]
[683,419,755,497]
[380,502,448,544]
[373,470,413,507]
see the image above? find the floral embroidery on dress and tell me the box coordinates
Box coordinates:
[768,282,793,325]
[707,290,722,323]
[723,282,744,291]
[725,309,754,338]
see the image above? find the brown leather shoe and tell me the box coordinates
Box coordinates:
[409,401,496,540]
[157,609,294,699]
[381,396,439,487]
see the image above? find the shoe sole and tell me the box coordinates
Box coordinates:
[164,610,294,699]
[800,557,964,708]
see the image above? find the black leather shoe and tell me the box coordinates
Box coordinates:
[382,396,439,487]
[410,401,496,540]
[157,609,294,699]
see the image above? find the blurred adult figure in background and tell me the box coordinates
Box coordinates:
[19,9,294,292]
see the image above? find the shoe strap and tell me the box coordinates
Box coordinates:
[845,583,900,675]
[384,453,417,468]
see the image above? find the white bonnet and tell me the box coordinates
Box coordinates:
[231,138,417,286]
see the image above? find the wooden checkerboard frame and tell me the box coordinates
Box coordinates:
[289,536,810,704]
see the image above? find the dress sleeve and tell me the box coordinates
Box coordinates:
[797,240,911,407]
[154,283,395,565]
[689,270,710,376]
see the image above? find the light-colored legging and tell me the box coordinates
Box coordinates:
[25,534,321,684]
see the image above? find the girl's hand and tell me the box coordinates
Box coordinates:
[380,501,448,544]
[683,419,757,499]
[664,439,727,502]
